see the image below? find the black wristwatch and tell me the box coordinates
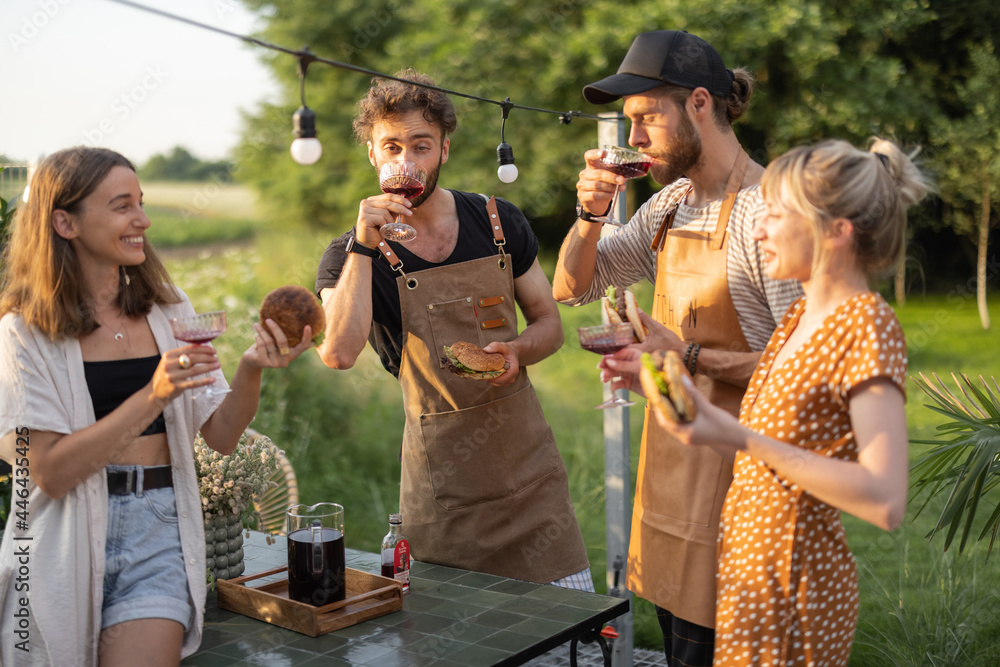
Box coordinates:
[346,234,380,259]
[576,200,611,223]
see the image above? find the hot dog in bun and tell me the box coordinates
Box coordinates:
[639,350,697,423]
[442,342,510,380]
[602,285,646,342]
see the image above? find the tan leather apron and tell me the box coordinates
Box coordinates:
[626,151,753,628]
[389,197,589,583]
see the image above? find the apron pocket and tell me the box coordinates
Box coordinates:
[417,384,561,510]
[426,296,483,369]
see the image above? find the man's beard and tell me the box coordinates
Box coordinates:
[646,111,703,186]
[409,158,442,209]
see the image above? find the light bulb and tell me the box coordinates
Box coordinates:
[497,163,519,183]
[496,141,517,183]
[290,105,322,165]
[21,184,30,204]
[290,138,323,165]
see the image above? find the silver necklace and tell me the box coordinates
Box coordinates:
[96,312,128,342]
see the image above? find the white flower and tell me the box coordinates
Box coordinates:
[194,431,281,535]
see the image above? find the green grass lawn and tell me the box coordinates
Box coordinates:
[154,182,1000,664]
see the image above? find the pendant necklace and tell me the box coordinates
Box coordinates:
[97,312,128,342]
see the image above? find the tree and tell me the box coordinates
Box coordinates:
[140,146,231,182]
[232,0,992,272]
[928,42,999,330]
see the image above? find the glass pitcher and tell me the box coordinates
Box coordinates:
[286,503,346,606]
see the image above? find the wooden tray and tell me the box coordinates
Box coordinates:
[216,565,403,636]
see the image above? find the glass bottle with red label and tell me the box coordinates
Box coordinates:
[380,513,410,592]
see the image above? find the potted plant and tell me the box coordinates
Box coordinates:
[195,430,282,583]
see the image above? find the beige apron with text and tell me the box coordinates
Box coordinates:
[393,200,588,583]
[626,151,752,628]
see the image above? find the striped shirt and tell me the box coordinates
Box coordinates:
[561,179,803,351]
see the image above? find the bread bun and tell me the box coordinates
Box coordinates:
[259,285,326,347]
[624,290,647,342]
[640,350,697,423]
[602,285,645,342]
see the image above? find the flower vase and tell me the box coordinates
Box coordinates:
[205,513,246,581]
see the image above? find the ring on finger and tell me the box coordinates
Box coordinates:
[279,346,290,356]
[178,354,192,370]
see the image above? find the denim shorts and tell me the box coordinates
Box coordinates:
[102,465,193,631]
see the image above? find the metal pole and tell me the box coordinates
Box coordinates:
[597,111,633,667]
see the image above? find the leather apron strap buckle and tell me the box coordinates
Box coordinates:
[485,196,508,269]
[377,240,418,289]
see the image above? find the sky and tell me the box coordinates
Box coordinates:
[2,0,279,166]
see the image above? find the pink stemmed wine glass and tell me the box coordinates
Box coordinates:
[577,322,636,409]
[169,310,230,400]
[378,161,427,242]
[590,146,652,226]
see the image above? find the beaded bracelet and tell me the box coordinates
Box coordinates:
[688,343,702,376]
[682,342,696,372]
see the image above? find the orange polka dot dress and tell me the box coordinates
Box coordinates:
[714,292,907,666]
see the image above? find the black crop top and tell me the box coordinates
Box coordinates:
[83,354,166,436]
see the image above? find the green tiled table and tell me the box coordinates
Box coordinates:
[183,532,628,666]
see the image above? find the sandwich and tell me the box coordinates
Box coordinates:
[259,285,327,347]
[639,350,697,423]
[602,285,646,342]
[442,342,509,380]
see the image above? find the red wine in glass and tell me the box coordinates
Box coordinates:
[174,333,220,345]
[577,322,637,409]
[381,181,424,200]
[603,160,652,179]
[169,310,230,399]
[378,161,427,242]
[591,146,652,226]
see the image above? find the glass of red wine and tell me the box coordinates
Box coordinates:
[590,146,652,226]
[378,161,427,242]
[578,322,637,409]
[169,310,230,400]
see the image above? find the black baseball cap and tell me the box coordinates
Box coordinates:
[583,30,734,105]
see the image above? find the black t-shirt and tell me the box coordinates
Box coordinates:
[315,190,539,378]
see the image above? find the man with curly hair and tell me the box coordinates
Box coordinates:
[315,69,592,590]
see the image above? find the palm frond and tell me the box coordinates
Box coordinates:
[909,373,1000,559]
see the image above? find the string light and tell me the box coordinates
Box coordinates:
[496,97,518,183]
[104,0,617,173]
[290,48,322,166]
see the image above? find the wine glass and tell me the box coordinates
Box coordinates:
[590,146,652,226]
[378,161,427,242]
[169,310,230,400]
[578,322,636,409]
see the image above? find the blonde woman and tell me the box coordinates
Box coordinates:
[0,147,313,666]
[606,138,928,665]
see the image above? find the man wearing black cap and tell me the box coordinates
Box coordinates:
[553,30,801,665]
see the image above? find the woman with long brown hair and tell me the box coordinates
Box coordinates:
[0,147,314,666]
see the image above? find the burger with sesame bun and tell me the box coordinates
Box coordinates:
[442,341,510,380]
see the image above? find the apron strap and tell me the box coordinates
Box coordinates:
[712,149,750,250]
[483,195,508,270]
[376,238,403,271]
[650,186,692,252]
[376,240,418,290]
